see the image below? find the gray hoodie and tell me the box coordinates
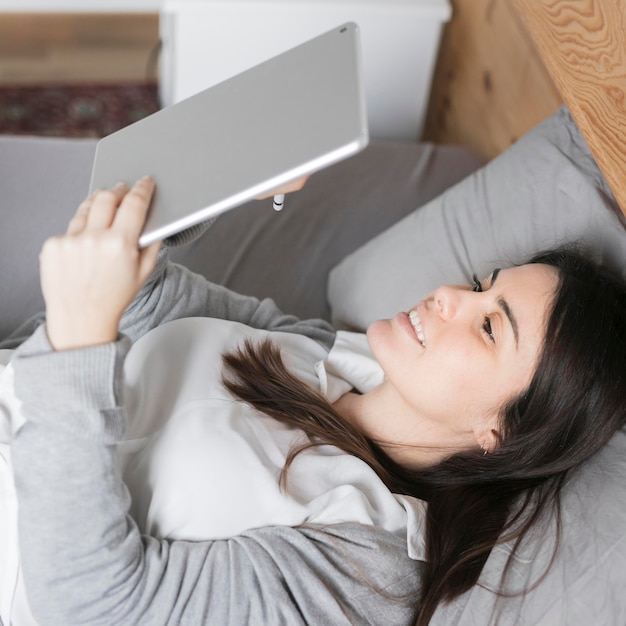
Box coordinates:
[10,245,422,626]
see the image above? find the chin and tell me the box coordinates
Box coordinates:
[366,318,387,339]
[366,319,392,359]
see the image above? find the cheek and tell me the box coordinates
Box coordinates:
[507,352,538,396]
[416,336,503,414]
[425,348,480,397]
[427,329,478,375]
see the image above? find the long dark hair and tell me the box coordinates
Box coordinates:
[222,248,626,624]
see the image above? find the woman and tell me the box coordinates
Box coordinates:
[5,177,626,625]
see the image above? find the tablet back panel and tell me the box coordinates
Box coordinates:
[89,23,368,247]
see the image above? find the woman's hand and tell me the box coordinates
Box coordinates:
[40,177,162,351]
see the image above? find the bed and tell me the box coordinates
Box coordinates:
[1,2,625,623]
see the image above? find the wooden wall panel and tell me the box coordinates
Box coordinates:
[422,0,563,161]
[512,0,626,216]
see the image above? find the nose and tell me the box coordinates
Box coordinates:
[433,285,460,321]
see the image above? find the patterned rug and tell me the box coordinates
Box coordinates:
[0,82,160,138]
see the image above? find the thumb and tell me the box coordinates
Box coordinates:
[138,240,163,284]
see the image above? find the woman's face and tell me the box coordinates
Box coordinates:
[365,263,558,457]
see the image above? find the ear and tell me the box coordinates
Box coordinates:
[473,425,503,453]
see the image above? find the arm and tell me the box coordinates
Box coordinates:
[2,176,335,351]
[12,307,419,626]
[41,177,334,350]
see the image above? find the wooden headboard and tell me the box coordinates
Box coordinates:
[423,0,626,218]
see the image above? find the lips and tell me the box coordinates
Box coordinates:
[409,309,426,347]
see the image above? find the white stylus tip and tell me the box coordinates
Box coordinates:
[273,194,285,211]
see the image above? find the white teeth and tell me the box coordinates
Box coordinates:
[409,309,426,347]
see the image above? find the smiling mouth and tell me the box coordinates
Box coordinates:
[409,309,426,347]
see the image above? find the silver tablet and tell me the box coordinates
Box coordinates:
[89,22,369,247]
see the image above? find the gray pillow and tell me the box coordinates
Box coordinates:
[328,106,626,330]
[327,106,626,625]
[431,428,626,625]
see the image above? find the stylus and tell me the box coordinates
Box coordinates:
[273,194,285,211]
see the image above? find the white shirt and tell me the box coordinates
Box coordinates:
[0,352,36,625]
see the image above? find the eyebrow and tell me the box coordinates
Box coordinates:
[490,269,520,348]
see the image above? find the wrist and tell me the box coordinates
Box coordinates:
[45,318,119,351]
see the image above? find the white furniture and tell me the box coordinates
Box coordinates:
[159,0,451,141]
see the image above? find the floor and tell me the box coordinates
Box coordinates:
[0,13,160,85]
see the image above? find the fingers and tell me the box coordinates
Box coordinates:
[255,174,311,200]
[85,182,129,231]
[66,191,97,235]
[282,175,310,194]
[67,177,154,244]
[138,240,162,283]
[112,176,156,239]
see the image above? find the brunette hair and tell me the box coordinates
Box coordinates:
[222,247,626,624]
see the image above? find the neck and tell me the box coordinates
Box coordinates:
[333,382,474,468]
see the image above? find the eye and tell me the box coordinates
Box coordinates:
[482,317,495,343]
[472,274,495,343]
[471,274,483,292]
